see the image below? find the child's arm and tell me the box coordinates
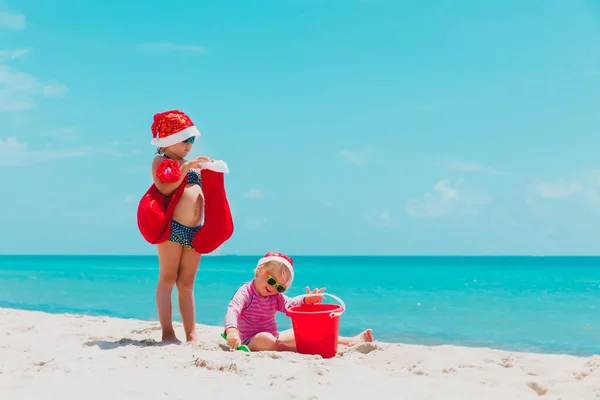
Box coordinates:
[277,294,305,313]
[151,156,209,197]
[150,156,188,196]
[277,287,326,313]
[224,285,251,335]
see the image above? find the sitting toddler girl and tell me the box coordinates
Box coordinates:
[223,252,373,352]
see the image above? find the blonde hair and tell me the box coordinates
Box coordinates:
[156,147,166,155]
[255,260,292,285]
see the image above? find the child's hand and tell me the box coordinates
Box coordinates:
[304,287,326,304]
[186,156,212,169]
[226,330,242,349]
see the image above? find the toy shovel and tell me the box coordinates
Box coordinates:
[220,332,250,352]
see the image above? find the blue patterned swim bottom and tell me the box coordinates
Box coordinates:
[169,220,202,248]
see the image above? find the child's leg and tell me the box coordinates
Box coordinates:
[176,247,202,342]
[337,329,374,346]
[277,329,297,347]
[279,328,374,348]
[156,241,183,343]
[247,332,295,352]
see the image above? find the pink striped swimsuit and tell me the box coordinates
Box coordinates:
[224,280,305,345]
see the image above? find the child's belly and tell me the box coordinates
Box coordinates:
[172,185,204,226]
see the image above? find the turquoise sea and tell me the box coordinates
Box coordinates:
[1,255,599,357]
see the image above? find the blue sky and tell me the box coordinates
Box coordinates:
[2,0,600,255]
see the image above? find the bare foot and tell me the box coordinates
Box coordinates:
[162,331,181,344]
[275,339,296,352]
[186,332,199,343]
[346,329,373,346]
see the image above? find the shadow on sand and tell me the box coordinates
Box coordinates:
[217,343,231,352]
[84,338,174,350]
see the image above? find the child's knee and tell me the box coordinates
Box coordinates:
[254,332,276,341]
[249,332,278,351]
[175,273,196,293]
[158,272,177,287]
[175,278,194,294]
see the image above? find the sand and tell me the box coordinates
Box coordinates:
[1,308,599,399]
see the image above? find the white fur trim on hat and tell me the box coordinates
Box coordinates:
[150,125,201,147]
[258,256,294,283]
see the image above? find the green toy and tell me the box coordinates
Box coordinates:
[220,332,251,352]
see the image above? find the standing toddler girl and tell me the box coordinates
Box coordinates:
[137,110,234,343]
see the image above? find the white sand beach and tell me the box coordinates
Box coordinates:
[1,308,599,400]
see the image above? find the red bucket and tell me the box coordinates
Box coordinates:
[286,293,346,359]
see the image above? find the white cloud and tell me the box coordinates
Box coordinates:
[0,49,68,111]
[363,209,391,226]
[124,195,136,203]
[244,189,263,200]
[0,48,31,60]
[0,137,86,166]
[531,170,600,206]
[323,200,333,209]
[51,127,79,141]
[0,10,25,30]
[245,216,267,230]
[139,42,209,54]
[404,178,490,218]
[0,17,66,109]
[536,180,583,199]
[42,81,68,97]
[443,160,506,175]
[380,209,391,223]
[339,149,371,166]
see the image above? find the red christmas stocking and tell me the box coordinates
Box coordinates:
[137,159,186,245]
[192,160,234,254]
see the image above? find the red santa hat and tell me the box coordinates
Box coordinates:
[151,110,201,147]
[257,252,295,283]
